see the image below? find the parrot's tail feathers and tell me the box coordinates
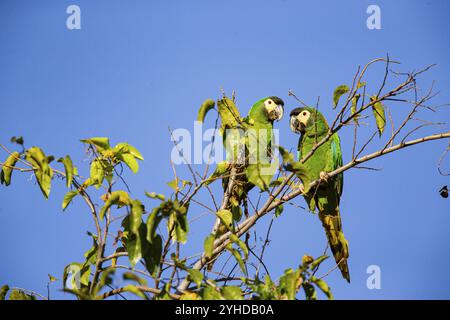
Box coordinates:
[319,210,350,283]
[337,258,351,283]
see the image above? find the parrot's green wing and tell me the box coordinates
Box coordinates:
[331,133,343,197]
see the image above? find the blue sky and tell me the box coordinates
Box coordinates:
[1,0,449,299]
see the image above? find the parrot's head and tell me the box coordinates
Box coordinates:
[249,96,284,123]
[289,107,329,135]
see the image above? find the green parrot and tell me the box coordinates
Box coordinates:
[289,107,350,282]
[205,96,284,268]
[218,96,284,211]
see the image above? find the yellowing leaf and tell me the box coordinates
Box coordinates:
[333,85,350,108]
[62,190,79,211]
[80,137,110,152]
[371,96,386,137]
[351,94,361,125]
[311,276,333,300]
[117,152,139,174]
[99,190,130,220]
[187,269,203,287]
[58,155,74,188]
[197,99,215,123]
[204,234,215,259]
[221,286,243,300]
[229,234,248,259]
[114,142,144,160]
[1,151,20,186]
[0,285,10,300]
[216,209,234,231]
[25,147,53,199]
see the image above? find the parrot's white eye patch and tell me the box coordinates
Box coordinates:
[297,110,311,124]
[264,99,274,107]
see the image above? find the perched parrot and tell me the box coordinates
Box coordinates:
[289,107,350,282]
[205,96,284,269]
[218,96,284,212]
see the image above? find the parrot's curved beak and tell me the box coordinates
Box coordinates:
[268,104,284,121]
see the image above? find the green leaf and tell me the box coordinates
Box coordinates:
[80,137,110,152]
[275,204,284,217]
[123,272,147,286]
[187,269,204,287]
[62,190,79,211]
[302,282,317,300]
[278,146,295,164]
[141,232,163,277]
[221,286,243,300]
[141,233,162,276]
[0,285,9,300]
[245,163,274,191]
[1,152,20,186]
[197,99,215,123]
[371,96,386,137]
[180,292,200,300]
[168,211,189,244]
[202,285,223,300]
[284,162,311,193]
[126,233,142,267]
[217,97,242,133]
[84,232,98,265]
[146,207,163,243]
[216,209,234,231]
[333,85,350,108]
[93,268,115,296]
[99,191,130,220]
[111,247,126,267]
[205,161,228,186]
[229,234,248,259]
[310,255,329,270]
[10,136,24,145]
[123,285,147,299]
[90,158,105,188]
[130,200,144,235]
[278,268,301,300]
[117,152,139,174]
[123,201,146,267]
[167,179,178,191]
[145,191,165,201]
[351,94,361,125]
[63,262,91,290]
[25,147,52,198]
[301,255,314,267]
[48,274,57,283]
[311,276,333,300]
[114,142,144,160]
[227,245,246,275]
[9,289,36,300]
[269,177,284,187]
[204,234,215,259]
[58,155,74,188]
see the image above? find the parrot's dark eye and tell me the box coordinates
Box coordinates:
[268,100,272,104]
[302,112,307,116]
